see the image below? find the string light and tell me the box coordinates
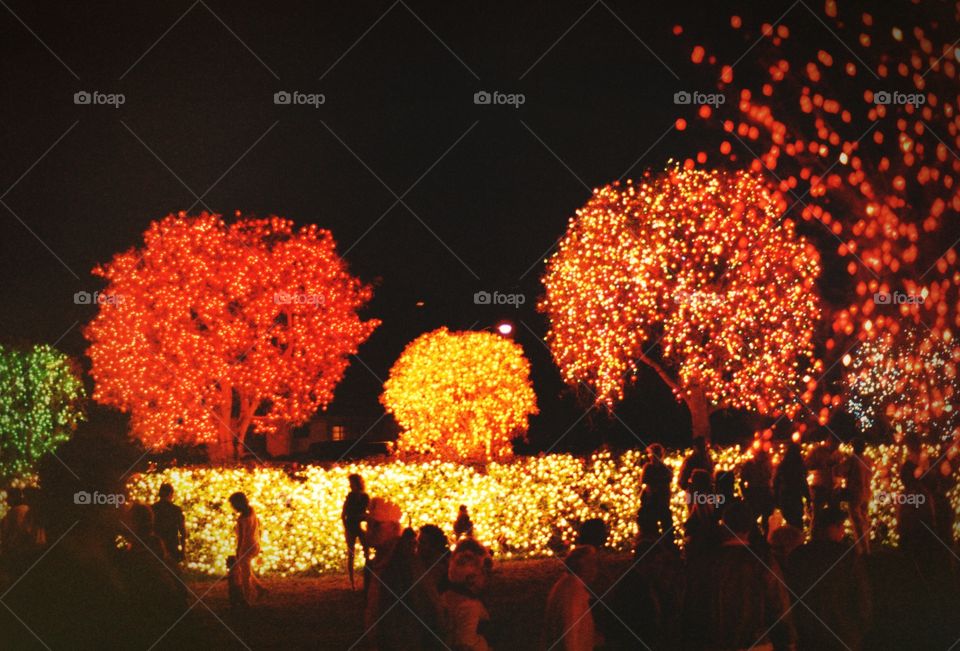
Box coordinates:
[0,345,85,483]
[679,2,960,434]
[84,212,379,460]
[381,328,538,462]
[845,326,958,441]
[113,442,958,576]
[540,167,821,431]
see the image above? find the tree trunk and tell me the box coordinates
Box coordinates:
[208,416,236,464]
[686,385,712,444]
[207,382,237,464]
[636,351,713,443]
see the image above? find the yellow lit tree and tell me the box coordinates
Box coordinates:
[381,328,538,462]
[540,167,822,442]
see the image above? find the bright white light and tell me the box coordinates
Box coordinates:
[497,322,514,336]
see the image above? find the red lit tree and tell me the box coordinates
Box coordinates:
[540,167,822,442]
[674,2,960,437]
[85,212,379,462]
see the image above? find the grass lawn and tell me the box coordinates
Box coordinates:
[175,554,635,650]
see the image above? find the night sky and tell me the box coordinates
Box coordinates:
[0,0,891,451]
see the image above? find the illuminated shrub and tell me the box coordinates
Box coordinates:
[381,328,538,462]
[121,444,956,577]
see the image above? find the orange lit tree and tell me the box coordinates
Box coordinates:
[381,327,538,462]
[85,212,379,462]
[540,167,822,442]
[675,2,960,438]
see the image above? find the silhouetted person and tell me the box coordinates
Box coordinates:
[678,437,714,511]
[454,504,474,539]
[767,521,804,572]
[774,442,811,529]
[418,524,451,595]
[714,468,737,508]
[543,545,599,651]
[342,473,370,590]
[741,447,775,534]
[229,491,266,607]
[840,438,873,554]
[899,432,926,487]
[898,465,938,560]
[605,511,682,650]
[806,437,841,512]
[1,488,27,546]
[364,497,404,637]
[20,487,47,549]
[683,501,796,650]
[787,507,871,650]
[0,488,31,579]
[121,503,185,641]
[640,443,674,538]
[929,451,957,549]
[576,518,608,548]
[684,468,721,558]
[153,482,187,564]
[373,527,443,650]
[442,538,493,651]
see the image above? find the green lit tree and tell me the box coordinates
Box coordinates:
[0,344,85,484]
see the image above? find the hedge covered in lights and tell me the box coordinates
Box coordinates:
[122,443,959,577]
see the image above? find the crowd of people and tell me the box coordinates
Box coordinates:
[0,435,958,649]
[337,434,958,650]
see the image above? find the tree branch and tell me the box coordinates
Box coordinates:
[636,349,681,394]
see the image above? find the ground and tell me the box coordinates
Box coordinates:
[172,555,635,650]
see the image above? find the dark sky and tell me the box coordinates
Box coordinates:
[0,0,851,451]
